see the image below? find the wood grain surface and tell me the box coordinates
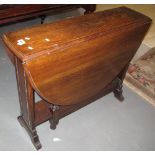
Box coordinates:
[0,4,96,25]
[2,7,152,106]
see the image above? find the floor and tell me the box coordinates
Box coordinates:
[0,7,155,151]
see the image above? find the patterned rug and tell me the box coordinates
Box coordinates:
[124,47,155,106]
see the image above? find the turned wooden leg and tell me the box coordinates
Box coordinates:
[84,10,91,15]
[113,63,130,102]
[40,15,46,24]
[49,119,59,130]
[15,58,42,150]
[113,77,124,101]
[49,105,60,130]
[83,5,96,15]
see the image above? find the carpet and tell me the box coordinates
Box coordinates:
[124,47,155,106]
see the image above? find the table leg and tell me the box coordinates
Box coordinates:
[113,77,124,101]
[40,15,46,24]
[49,104,60,130]
[83,4,96,14]
[15,57,42,150]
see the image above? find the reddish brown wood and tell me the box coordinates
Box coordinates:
[34,82,113,126]
[1,4,96,65]
[0,4,96,26]
[3,7,151,106]
[2,7,151,150]
[14,57,41,149]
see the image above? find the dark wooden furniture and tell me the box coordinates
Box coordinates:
[0,4,96,26]
[2,7,151,150]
